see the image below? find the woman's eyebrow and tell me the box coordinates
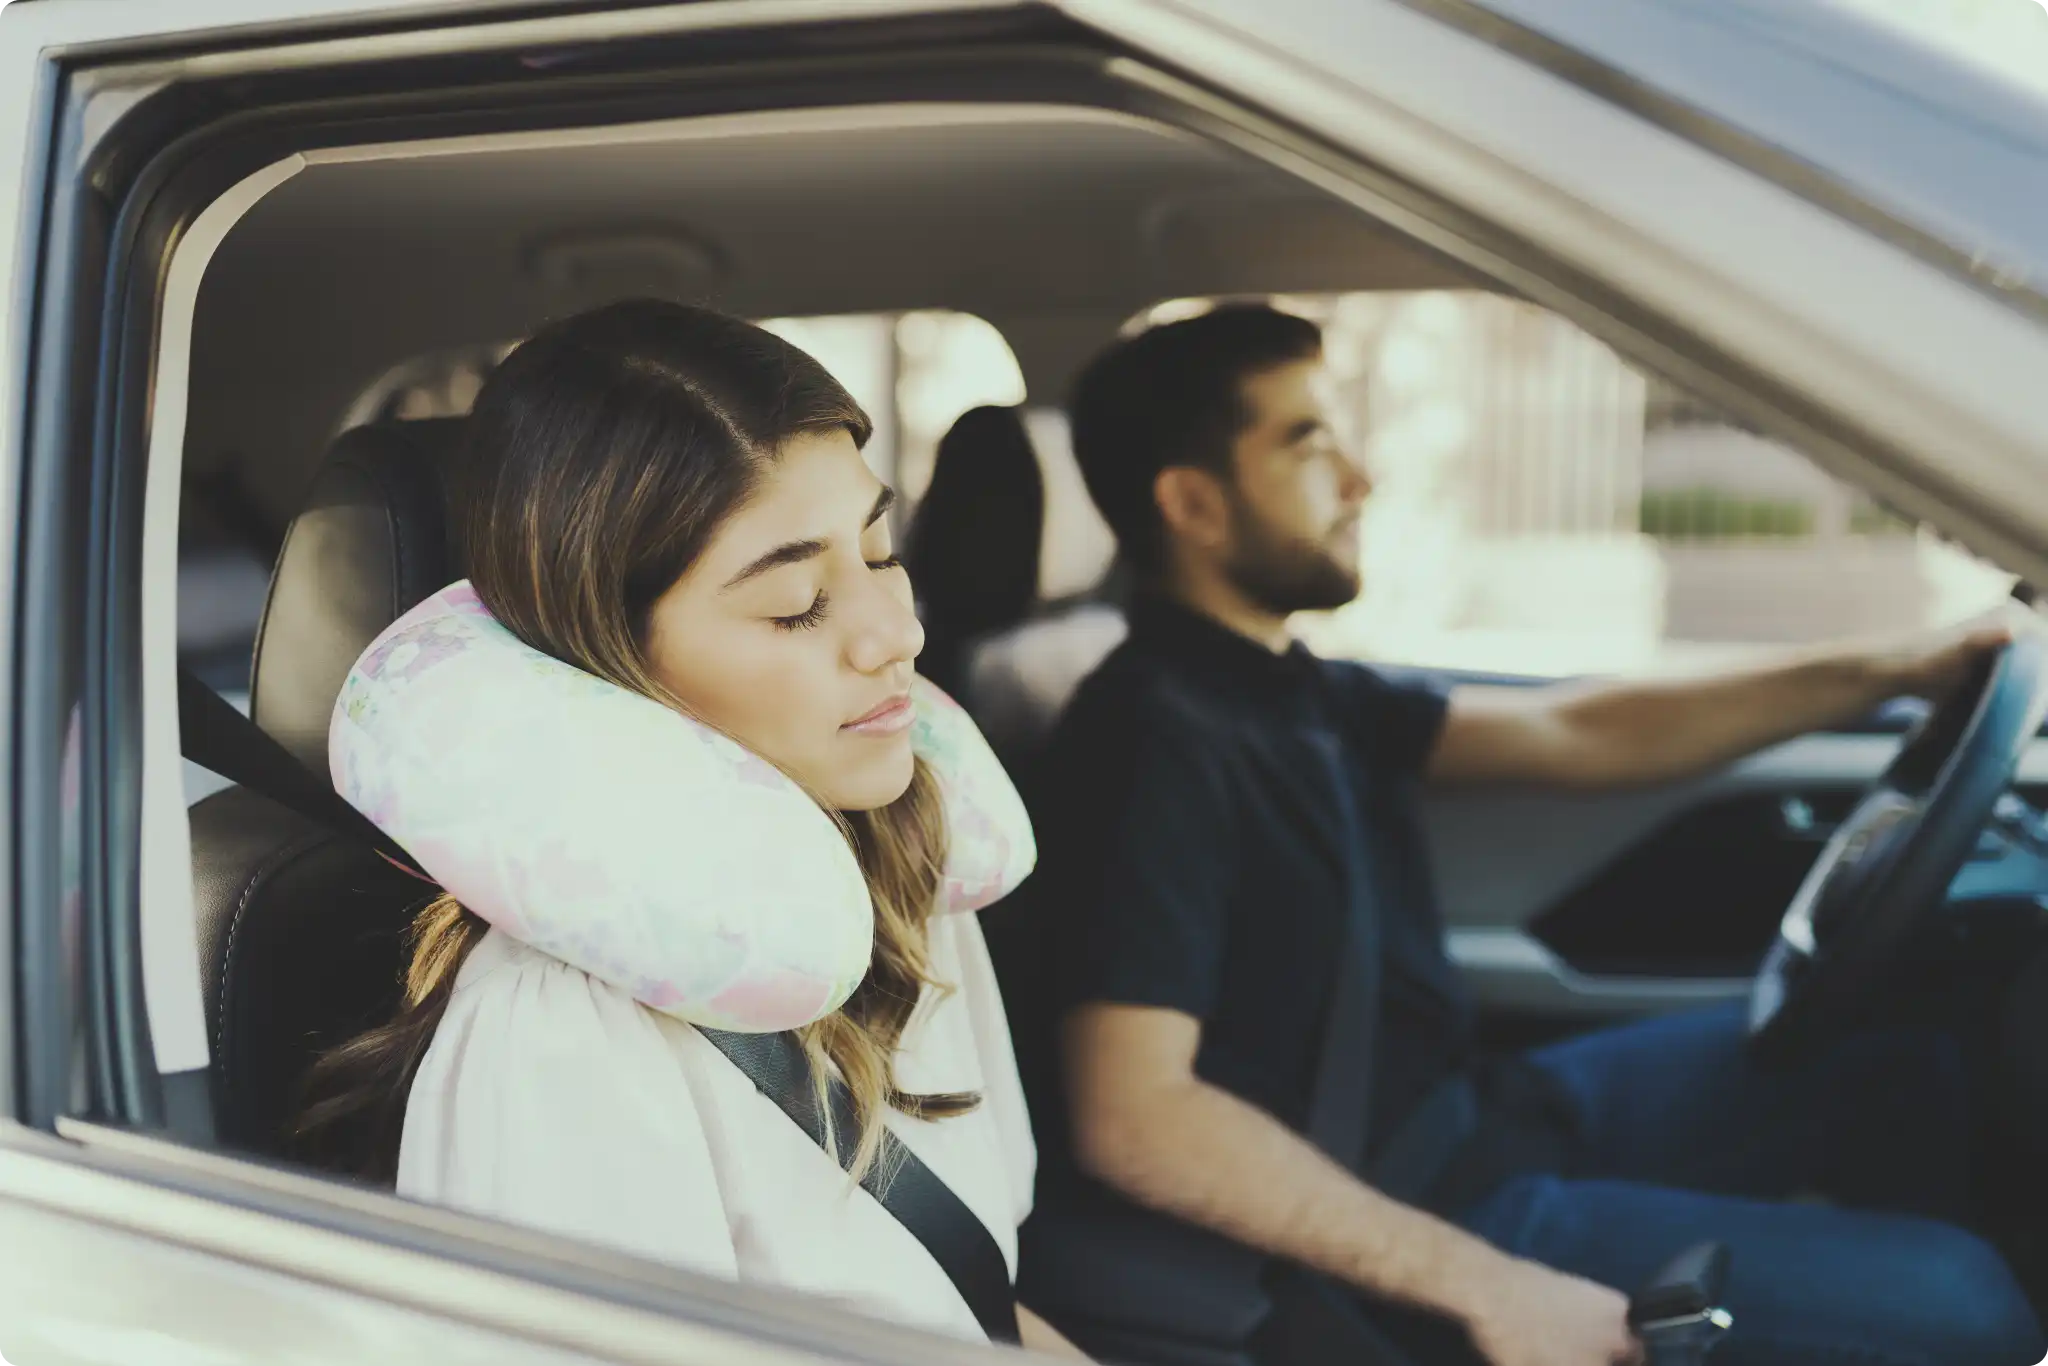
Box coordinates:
[867,485,897,528]
[722,486,898,591]
[723,537,826,591]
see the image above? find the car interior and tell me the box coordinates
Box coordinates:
[160,93,2048,1362]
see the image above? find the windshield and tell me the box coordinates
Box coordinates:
[1833,0,2048,103]
[1464,0,2048,311]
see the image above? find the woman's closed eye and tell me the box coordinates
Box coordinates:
[769,558,905,631]
[771,593,830,632]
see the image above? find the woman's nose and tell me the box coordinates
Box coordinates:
[845,570,925,676]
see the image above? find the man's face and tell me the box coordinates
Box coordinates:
[1214,356,1372,615]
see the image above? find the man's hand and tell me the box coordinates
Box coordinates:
[1430,600,2040,791]
[1878,605,2029,703]
[1459,1259,1642,1366]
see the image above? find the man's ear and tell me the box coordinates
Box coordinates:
[1153,466,1232,552]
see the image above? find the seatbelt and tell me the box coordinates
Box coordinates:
[699,1028,1021,1344]
[1302,724,1482,1204]
[1308,726,1476,1204]
[1253,736,1465,1366]
[177,669,1021,1344]
[177,665,428,880]
[1302,731,1379,1174]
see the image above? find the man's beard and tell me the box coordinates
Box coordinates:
[1220,493,1362,616]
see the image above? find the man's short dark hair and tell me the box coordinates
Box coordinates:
[1068,303,1323,572]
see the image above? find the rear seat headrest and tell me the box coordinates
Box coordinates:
[251,418,465,773]
[903,405,1045,698]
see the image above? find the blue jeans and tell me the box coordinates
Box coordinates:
[1452,1003,2043,1366]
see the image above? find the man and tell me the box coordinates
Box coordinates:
[1023,304,2044,1366]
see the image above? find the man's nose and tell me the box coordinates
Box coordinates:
[1340,452,1374,504]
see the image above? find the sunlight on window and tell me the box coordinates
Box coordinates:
[894,310,1028,503]
[755,313,904,481]
[755,310,1025,508]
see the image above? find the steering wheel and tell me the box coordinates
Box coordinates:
[1749,628,2048,1056]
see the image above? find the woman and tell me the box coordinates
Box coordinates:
[302,300,1078,1353]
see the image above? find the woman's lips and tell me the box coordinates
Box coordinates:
[842,694,914,736]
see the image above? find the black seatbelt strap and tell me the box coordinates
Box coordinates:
[1303,732,1380,1175]
[176,665,428,879]
[1306,724,1476,1205]
[177,669,1019,1344]
[699,1028,1021,1344]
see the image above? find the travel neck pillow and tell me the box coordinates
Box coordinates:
[329,581,1036,1032]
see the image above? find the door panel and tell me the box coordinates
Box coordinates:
[1427,726,2048,1019]
[0,1147,772,1366]
[0,1195,618,1366]
[0,1127,1006,1366]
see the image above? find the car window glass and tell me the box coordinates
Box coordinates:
[1141,292,2016,678]
[768,309,1026,505]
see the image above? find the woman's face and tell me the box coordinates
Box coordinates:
[644,429,924,811]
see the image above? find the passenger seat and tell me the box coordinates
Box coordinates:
[964,599,1127,769]
[192,417,465,1163]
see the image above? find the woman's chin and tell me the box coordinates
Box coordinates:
[821,737,917,813]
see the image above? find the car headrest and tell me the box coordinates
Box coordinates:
[902,405,1044,698]
[251,418,463,773]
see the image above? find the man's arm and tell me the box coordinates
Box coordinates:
[1063,1004,1639,1366]
[1017,1304,1089,1358]
[1427,613,2017,791]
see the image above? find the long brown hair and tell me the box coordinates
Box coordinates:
[300,300,972,1183]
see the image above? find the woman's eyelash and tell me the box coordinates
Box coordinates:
[770,560,899,630]
[771,594,830,632]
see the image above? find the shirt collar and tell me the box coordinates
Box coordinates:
[1126,595,1322,700]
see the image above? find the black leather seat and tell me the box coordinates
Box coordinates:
[191,418,466,1166]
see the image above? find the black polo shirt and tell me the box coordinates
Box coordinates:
[1026,598,1567,1206]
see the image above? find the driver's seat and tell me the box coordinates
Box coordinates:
[189,418,466,1167]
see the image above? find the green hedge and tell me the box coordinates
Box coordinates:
[1639,488,1814,539]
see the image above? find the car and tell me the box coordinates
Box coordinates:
[1,0,2046,1362]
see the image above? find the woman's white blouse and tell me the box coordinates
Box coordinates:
[397,913,1036,1341]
